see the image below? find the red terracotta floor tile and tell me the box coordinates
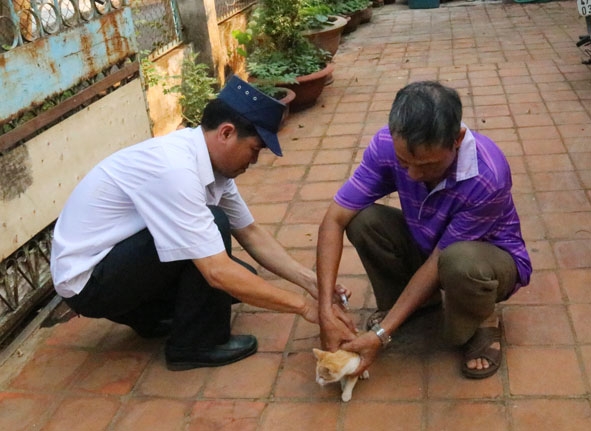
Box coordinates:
[426,351,503,400]
[313,149,356,165]
[536,190,591,213]
[522,138,567,155]
[43,396,120,431]
[306,164,351,182]
[506,346,586,396]
[343,401,423,431]
[72,351,151,395]
[258,402,340,431]
[510,399,591,431]
[276,224,319,248]
[519,214,546,243]
[339,246,366,276]
[320,134,362,149]
[135,357,209,398]
[247,202,289,224]
[289,317,321,352]
[261,166,307,184]
[43,317,112,348]
[504,270,562,305]
[189,400,266,431]
[9,347,89,391]
[502,305,574,346]
[0,393,55,431]
[531,171,583,191]
[283,200,330,225]
[427,401,509,431]
[201,353,282,399]
[568,304,591,343]
[110,398,190,431]
[247,182,299,204]
[352,351,425,401]
[559,269,591,303]
[298,181,342,201]
[554,239,591,269]
[526,240,557,271]
[542,212,591,239]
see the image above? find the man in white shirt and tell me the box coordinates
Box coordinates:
[50,76,335,370]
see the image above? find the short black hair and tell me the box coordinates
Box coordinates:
[388,81,462,155]
[201,98,259,139]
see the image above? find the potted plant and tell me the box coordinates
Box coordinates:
[140,51,218,128]
[327,0,373,33]
[299,0,349,57]
[233,0,333,112]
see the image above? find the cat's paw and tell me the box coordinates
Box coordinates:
[360,370,369,380]
[341,392,352,402]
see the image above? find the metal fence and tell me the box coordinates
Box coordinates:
[0,0,128,51]
[0,0,182,56]
[130,0,181,56]
[215,0,255,23]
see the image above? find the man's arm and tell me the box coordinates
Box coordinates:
[342,247,442,374]
[192,252,318,323]
[317,201,360,351]
[232,222,318,298]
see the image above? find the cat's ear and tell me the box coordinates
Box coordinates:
[312,348,325,359]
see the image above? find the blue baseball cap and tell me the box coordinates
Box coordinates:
[217,76,286,157]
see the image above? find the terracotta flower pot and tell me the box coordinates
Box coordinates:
[302,15,348,57]
[360,7,373,24]
[342,11,362,34]
[282,63,335,112]
[276,87,296,128]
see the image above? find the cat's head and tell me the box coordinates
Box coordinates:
[313,348,350,385]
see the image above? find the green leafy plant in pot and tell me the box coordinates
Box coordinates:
[140,51,218,128]
[233,0,333,112]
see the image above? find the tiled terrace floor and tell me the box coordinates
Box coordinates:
[2,1,591,430]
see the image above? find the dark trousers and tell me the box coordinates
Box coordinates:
[64,206,256,354]
[346,204,517,345]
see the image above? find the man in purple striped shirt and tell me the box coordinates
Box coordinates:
[317,81,531,379]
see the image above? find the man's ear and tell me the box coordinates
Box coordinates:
[455,127,466,149]
[218,123,235,141]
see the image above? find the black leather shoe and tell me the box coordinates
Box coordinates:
[165,335,258,371]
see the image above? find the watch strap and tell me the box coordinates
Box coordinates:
[371,323,392,347]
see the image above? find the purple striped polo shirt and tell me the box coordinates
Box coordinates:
[335,125,532,291]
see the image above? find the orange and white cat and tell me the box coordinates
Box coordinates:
[313,348,370,402]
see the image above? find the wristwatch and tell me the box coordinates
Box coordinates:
[371,323,392,348]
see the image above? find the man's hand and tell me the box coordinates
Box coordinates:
[301,297,319,324]
[319,303,357,351]
[333,283,351,309]
[341,331,382,376]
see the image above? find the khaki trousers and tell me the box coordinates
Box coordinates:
[346,204,517,345]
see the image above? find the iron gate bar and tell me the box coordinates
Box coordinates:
[0,61,139,153]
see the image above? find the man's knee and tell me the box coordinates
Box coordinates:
[438,242,497,296]
[345,204,402,245]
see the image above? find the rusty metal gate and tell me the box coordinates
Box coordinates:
[0,0,182,345]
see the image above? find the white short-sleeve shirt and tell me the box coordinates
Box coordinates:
[50,127,254,298]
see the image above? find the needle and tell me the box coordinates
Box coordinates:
[340,293,349,310]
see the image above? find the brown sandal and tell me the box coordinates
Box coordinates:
[461,326,502,379]
[365,310,387,331]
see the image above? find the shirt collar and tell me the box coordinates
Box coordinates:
[426,124,478,193]
[194,126,215,187]
[455,124,478,182]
